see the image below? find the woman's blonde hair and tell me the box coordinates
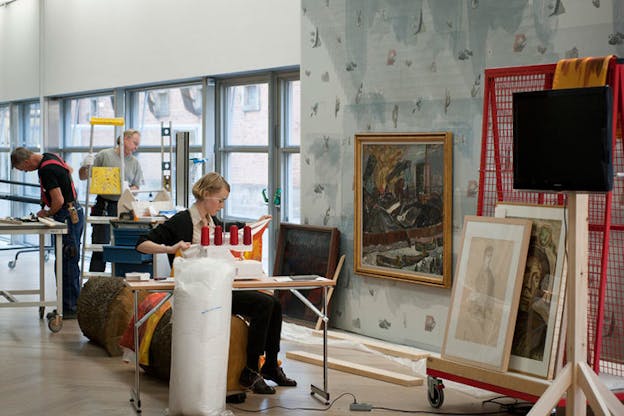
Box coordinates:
[192,172,230,200]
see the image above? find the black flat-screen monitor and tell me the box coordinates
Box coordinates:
[513,86,613,192]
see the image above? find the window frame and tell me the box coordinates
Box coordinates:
[216,70,300,271]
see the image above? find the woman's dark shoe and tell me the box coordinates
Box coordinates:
[239,367,276,394]
[226,392,246,403]
[261,366,297,387]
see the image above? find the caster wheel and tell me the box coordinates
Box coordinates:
[48,315,63,332]
[8,260,16,269]
[46,309,58,320]
[427,376,445,409]
[39,307,45,319]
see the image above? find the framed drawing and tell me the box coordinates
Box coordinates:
[442,216,532,372]
[495,203,567,379]
[273,223,340,328]
[354,132,453,287]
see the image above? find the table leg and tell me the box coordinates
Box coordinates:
[130,289,142,413]
[39,234,45,311]
[310,286,330,404]
[55,234,62,319]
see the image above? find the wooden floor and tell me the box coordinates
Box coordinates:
[0,247,509,416]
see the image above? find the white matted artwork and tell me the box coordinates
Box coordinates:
[442,216,531,372]
[495,203,567,379]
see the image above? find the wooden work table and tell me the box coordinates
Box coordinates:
[125,275,336,413]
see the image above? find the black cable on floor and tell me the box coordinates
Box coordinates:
[229,390,535,415]
[228,391,356,413]
[370,406,511,415]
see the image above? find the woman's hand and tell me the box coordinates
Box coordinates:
[169,240,191,254]
[257,215,272,222]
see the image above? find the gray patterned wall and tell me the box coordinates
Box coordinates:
[301,0,623,351]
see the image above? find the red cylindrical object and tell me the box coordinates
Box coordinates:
[201,226,210,246]
[229,225,239,245]
[214,225,223,245]
[243,225,252,245]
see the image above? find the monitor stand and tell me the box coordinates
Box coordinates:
[528,192,624,415]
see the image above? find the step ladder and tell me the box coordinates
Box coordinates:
[80,117,126,284]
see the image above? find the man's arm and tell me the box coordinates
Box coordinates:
[78,153,96,180]
[78,166,89,180]
[38,187,64,217]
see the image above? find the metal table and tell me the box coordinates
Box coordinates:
[0,220,67,332]
[126,275,336,413]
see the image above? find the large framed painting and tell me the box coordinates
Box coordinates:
[354,132,453,287]
[442,216,532,372]
[495,203,568,379]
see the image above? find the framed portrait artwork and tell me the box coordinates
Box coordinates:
[442,216,532,372]
[495,203,568,379]
[354,132,453,287]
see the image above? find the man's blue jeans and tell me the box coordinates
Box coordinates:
[53,204,84,314]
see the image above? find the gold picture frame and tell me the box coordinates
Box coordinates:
[354,132,453,287]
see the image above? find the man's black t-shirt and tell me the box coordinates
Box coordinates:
[39,153,76,206]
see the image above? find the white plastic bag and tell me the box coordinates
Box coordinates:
[168,257,234,416]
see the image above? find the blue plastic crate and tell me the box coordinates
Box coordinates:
[103,245,152,264]
[113,262,153,277]
[112,228,150,246]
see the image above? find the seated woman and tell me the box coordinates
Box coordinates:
[136,172,296,394]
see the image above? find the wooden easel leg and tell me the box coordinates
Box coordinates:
[577,362,610,416]
[527,363,572,416]
[578,362,624,415]
[528,193,624,415]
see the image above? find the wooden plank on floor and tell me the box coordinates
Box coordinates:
[286,350,423,387]
[312,330,429,361]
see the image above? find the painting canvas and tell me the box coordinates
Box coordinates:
[273,223,340,328]
[442,216,531,372]
[495,203,567,379]
[354,132,453,287]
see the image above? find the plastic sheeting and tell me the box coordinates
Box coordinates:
[168,257,235,416]
[280,322,496,399]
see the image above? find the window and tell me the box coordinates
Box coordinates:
[128,83,204,202]
[19,101,40,147]
[243,85,261,112]
[0,105,9,147]
[64,94,116,148]
[220,80,269,220]
[217,71,300,270]
[281,78,301,224]
[0,104,10,222]
[128,84,202,147]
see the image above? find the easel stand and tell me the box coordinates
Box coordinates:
[528,193,624,416]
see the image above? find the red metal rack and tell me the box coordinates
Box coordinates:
[426,60,624,409]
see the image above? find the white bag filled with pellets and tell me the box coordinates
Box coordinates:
[168,257,234,416]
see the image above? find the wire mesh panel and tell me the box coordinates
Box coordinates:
[597,65,624,375]
[477,63,624,377]
[477,66,556,217]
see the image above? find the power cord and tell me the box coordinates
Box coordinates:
[228,391,356,413]
[369,407,510,415]
[229,391,530,414]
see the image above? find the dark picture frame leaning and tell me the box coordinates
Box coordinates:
[354,132,453,288]
[273,223,340,328]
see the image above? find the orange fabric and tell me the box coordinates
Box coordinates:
[231,222,269,261]
[119,293,172,366]
[553,55,613,89]
[553,55,618,136]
